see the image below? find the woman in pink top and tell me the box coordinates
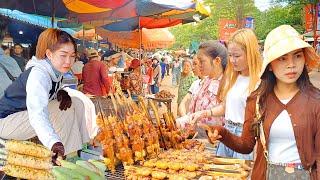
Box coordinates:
[178,41,228,138]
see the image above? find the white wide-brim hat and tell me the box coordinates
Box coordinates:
[261,25,318,77]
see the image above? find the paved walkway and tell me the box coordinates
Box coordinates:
[158,74,179,117]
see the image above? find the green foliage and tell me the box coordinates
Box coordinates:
[273,0,318,5]
[170,0,304,49]
[255,3,304,39]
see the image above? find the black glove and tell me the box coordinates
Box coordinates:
[57,89,72,111]
[51,142,65,164]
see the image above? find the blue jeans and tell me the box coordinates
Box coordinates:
[216,123,254,160]
[161,71,165,80]
[172,70,179,86]
[131,95,138,102]
[150,84,159,94]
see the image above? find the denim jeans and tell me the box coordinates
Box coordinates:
[150,84,159,94]
[172,70,179,86]
[131,94,139,102]
[216,123,254,160]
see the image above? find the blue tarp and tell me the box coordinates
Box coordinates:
[0,8,76,35]
[0,0,68,18]
[7,20,44,44]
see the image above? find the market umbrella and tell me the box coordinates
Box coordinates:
[6,19,44,44]
[96,27,175,49]
[73,29,102,41]
[0,0,71,27]
[0,0,69,17]
[0,8,76,35]
[100,16,183,31]
[60,0,210,30]
[64,0,202,20]
[63,0,209,60]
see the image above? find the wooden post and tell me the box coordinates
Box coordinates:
[313,3,318,48]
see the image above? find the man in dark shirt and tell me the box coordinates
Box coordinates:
[0,22,22,97]
[82,49,110,96]
[11,43,27,71]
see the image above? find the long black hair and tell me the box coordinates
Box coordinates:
[250,57,320,129]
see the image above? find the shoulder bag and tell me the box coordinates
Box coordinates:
[255,96,311,180]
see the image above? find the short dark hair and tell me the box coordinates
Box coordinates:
[14,43,23,49]
[1,45,8,51]
[0,16,9,41]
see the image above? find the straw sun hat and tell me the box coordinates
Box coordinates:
[261,25,318,77]
[87,49,99,58]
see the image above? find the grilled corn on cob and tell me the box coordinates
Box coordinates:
[3,164,54,180]
[2,140,52,158]
[59,159,104,180]
[52,166,86,180]
[6,151,52,170]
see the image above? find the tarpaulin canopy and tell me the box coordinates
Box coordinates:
[63,0,131,15]
[64,0,198,20]
[7,19,44,44]
[0,0,69,18]
[96,27,174,49]
[62,0,210,31]
[101,16,183,31]
[73,29,102,41]
[0,8,76,35]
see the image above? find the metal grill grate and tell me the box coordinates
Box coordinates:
[105,165,125,180]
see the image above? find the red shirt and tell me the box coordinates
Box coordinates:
[82,60,110,96]
[146,67,153,84]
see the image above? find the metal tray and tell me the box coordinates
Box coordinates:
[105,164,125,180]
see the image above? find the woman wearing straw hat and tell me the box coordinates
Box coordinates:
[201,25,320,179]
[190,28,262,160]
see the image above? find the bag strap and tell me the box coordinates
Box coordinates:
[255,96,269,162]
[0,62,16,81]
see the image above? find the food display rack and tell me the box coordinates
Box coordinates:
[105,165,125,180]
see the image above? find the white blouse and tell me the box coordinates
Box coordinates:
[268,99,301,163]
[224,75,250,124]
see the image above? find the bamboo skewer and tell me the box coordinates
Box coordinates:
[149,99,167,150]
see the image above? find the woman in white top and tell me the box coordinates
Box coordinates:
[179,55,204,116]
[201,25,320,180]
[0,29,97,161]
[190,29,262,160]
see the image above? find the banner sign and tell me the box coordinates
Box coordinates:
[245,17,254,29]
[218,19,238,41]
[305,4,313,32]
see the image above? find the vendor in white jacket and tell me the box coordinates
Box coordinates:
[0,29,97,161]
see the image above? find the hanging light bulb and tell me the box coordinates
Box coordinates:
[18,30,23,35]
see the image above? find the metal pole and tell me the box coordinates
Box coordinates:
[138,16,145,95]
[82,26,85,49]
[51,0,55,28]
[139,16,142,61]
[313,3,318,48]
